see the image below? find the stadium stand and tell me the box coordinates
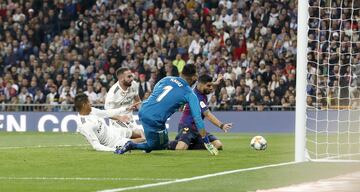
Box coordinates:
[0,0,298,111]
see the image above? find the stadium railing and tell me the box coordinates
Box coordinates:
[0,104,295,112]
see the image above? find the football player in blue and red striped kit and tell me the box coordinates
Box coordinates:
[168,74,232,151]
[115,64,219,155]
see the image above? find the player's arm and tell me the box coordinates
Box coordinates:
[134,95,141,103]
[103,91,127,121]
[80,125,115,152]
[131,82,142,110]
[185,92,218,155]
[104,89,114,110]
[131,95,142,110]
[203,110,232,132]
[91,107,128,118]
[185,92,205,135]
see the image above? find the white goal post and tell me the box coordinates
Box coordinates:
[296,0,360,162]
[296,0,309,162]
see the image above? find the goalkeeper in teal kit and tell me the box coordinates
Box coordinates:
[115,64,219,155]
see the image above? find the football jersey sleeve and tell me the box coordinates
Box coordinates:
[91,107,127,118]
[199,100,209,114]
[79,123,115,152]
[104,87,116,110]
[184,92,205,130]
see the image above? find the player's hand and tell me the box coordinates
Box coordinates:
[202,136,218,156]
[221,123,232,133]
[126,102,141,111]
[114,115,130,123]
[204,143,219,156]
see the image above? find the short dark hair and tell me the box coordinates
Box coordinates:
[181,64,197,77]
[198,74,213,84]
[74,93,88,111]
[116,67,130,77]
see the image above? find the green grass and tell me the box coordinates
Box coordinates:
[0,132,359,192]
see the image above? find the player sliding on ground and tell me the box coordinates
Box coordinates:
[115,64,219,155]
[75,93,145,152]
[168,74,232,151]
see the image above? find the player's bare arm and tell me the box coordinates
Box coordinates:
[203,110,232,132]
[108,102,140,121]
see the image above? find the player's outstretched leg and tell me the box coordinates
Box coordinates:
[114,141,134,154]
[211,140,223,150]
[133,142,152,153]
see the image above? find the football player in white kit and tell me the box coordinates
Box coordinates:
[105,67,143,137]
[75,93,145,152]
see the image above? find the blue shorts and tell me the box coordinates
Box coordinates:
[175,125,218,149]
[139,115,169,150]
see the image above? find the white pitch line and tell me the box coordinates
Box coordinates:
[257,171,360,192]
[0,144,89,150]
[98,161,298,192]
[0,177,175,181]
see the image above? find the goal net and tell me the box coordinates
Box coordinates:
[300,0,360,162]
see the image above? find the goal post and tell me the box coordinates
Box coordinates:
[296,0,360,162]
[296,0,309,162]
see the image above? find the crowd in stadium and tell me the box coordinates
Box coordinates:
[307,0,360,109]
[0,0,298,111]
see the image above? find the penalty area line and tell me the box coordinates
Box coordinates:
[0,144,89,150]
[98,161,298,192]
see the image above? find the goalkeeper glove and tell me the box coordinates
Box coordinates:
[202,136,219,156]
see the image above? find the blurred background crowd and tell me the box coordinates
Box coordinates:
[307,0,360,109]
[0,0,299,111]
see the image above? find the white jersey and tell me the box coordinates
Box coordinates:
[105,81,139,115]
[105,81,141,130]
[77,107,132,152]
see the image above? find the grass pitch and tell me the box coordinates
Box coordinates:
[0,132,359,192]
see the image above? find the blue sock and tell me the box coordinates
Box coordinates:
[132,142,150,150]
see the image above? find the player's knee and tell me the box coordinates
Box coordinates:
[168,140,178,150]
[175,141,189,150]
[132,129,145,140]
[212,140,223,150]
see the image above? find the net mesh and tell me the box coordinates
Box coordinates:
[306,0,360,161]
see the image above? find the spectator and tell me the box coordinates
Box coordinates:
[97,87,107,104]
[218,93,231,111]
[34,88,45,104]
[70,60,86,75]
[224,79,235,97]
[208,95,219,111]
[18,87,33,104]
[188,33,202,55]
[245,73,254,89]
[60,94,73,112]
[46,86,60,111]
[268,74,280,91]
[84,85,98,104]
[23,95,34,111]
[138,74,151,100]
[172,54,186,73]
[8,97,19,112]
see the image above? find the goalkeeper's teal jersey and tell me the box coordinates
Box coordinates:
[139,76,205,130]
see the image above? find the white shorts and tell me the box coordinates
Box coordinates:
[111,125,133,139]
[113,137,130,148]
